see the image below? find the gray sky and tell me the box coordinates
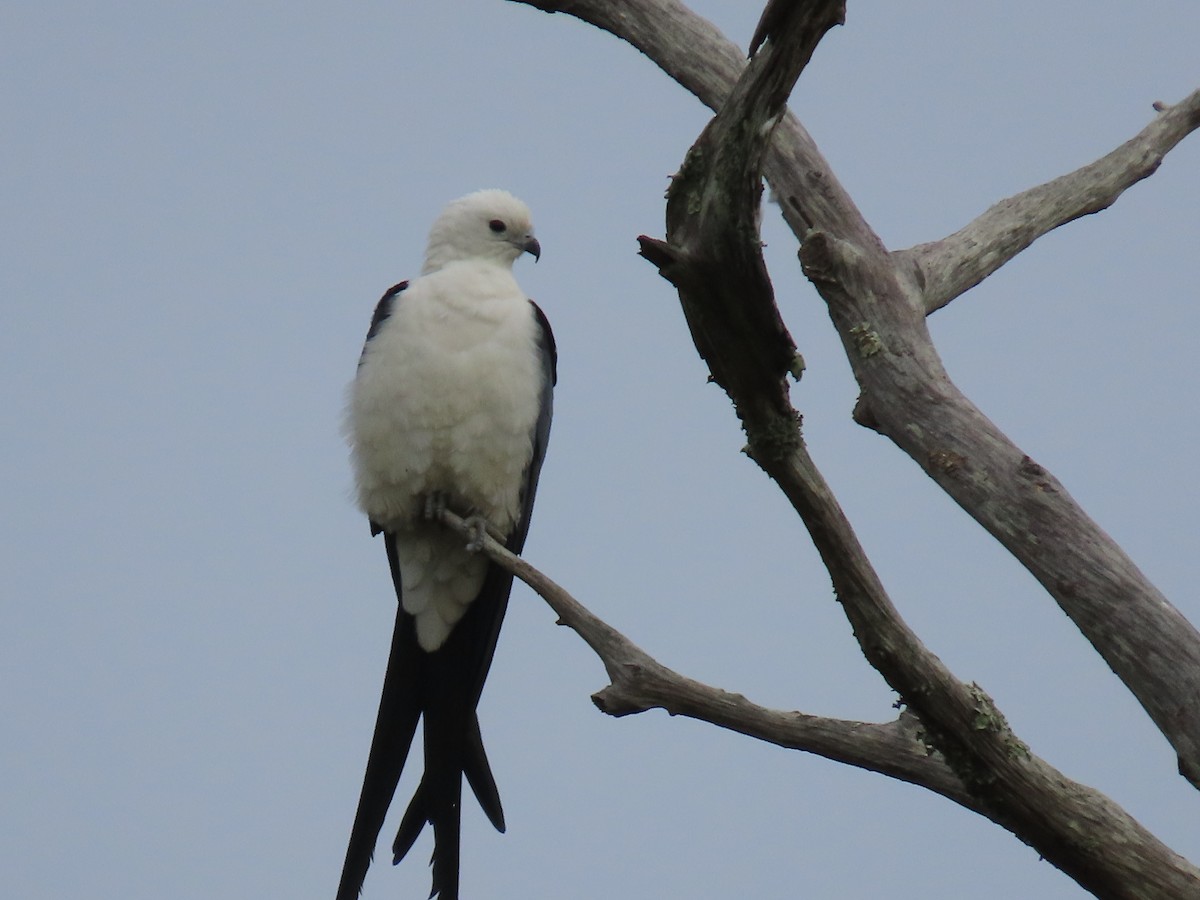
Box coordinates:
[3,2,1198,897]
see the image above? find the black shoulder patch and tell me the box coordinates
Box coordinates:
[365,281,408,344]
[529,299,557,387]
[358,281,408,368]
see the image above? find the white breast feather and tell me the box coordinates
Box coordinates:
[348,260,543,650]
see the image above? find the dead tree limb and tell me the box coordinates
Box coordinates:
[512,0,1200,794]
[437,510,983,817]
[900,88,1200,314]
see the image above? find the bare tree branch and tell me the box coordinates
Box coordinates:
[511,0,1200,792]
[442,500,1200,896]
[434,513,981,816]
[800,220,1200,793]
[637,0,842,431]
[513,0,884,255]
[899,88,1200,314]
[628,8,1200,892]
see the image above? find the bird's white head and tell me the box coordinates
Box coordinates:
[421,189,540,275]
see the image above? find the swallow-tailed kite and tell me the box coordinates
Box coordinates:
[337,189,555,899]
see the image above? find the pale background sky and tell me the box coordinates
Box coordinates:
[3,2,1198,898]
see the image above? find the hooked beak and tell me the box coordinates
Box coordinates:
[523,235,541,262]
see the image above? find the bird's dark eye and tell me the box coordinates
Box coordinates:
[488,219,506,233]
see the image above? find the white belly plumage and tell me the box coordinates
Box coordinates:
[348,262,543,650]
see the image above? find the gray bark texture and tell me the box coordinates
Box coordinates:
[487,1,1200,896]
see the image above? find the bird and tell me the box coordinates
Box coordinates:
[337,189,556,900]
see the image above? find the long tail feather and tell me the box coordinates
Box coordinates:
[342,533,519,899]
[463,715,505,833]
[336,606,422,900]
[421,702,463,900]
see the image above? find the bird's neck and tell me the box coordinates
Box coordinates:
[422,249,515,276]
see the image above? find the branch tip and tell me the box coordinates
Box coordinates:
[637,235,679,270]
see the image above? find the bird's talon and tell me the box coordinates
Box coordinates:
[422,492,448,522]
[463,515,489,553]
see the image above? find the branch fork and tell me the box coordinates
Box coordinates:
[509,0,1200,893]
